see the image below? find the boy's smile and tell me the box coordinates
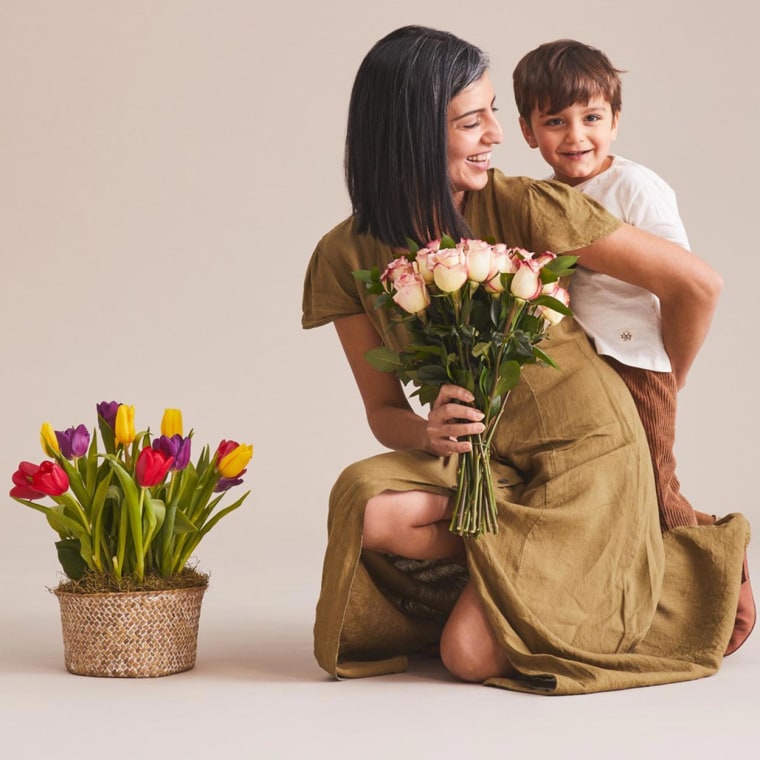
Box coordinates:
[520,99,619,186]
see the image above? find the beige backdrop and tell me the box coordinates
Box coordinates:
[1,0,756,630]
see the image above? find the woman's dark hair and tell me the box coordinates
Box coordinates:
[345,25,489,247]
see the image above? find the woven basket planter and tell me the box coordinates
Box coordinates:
[55,585,207,677]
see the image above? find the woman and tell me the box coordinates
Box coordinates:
[302,25,749,694]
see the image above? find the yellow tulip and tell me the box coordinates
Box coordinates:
[218,443,253,478]
[161,408,183,438]
[114,404,136,445]
[40,422,60,457]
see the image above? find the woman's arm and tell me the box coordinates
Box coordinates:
[334,313,485,454]
[574,223,723,388]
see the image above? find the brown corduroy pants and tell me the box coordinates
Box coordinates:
[604,357,698,531]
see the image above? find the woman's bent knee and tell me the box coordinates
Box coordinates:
[440,585,513,682]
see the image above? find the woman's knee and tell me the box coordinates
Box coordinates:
[439,585,512,682]
[440,620,495,682]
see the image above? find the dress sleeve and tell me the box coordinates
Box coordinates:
[466,172,622,254]
[301,223,368,329]
[520,179,623,254]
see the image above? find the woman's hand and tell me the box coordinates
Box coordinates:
[425,384,485,456]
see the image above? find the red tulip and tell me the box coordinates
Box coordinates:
[10,460,69,500]
[135,447,173,488]
[215,439,239,462]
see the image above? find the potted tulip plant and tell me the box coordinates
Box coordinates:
[10,401,253,677]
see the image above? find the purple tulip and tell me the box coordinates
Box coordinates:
[55,424,91,459]
[96,401,120,430]
[152,434,192,471]
[214,472,245,493]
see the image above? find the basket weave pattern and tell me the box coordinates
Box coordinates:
[55,586,206,677]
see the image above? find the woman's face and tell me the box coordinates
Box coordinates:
[447,72,503,210]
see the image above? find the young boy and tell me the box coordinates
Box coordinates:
[512,39,754,652]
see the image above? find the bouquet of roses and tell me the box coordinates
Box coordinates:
[10,401,253,585]
[354,236,576,537]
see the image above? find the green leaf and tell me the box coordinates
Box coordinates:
[352,268,375,284]
[534,294,573,316]
[57,456,91,513]
[450,369,475,392]
[495,360,521,396]
[543,255,578,278]
[365,346,404,373]
[89,470,113,570]
[171,491,251,573]
[55,538,88,579]
[472,341,492,359]
[105,455,144,575]
[439,234,457,249]
[173,508,199,534]
[404,237,420,254]
[417,385,440,407]
[97,413,116,455]
[534,346,560,369]
[416,364,449,384]
[142,493,166,555]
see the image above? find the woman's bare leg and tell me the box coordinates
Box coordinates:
[439,583,515,682]
[362,489,464,560]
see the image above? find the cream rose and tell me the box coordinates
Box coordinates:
[463,239,493,283]
[431,248,468,293]
[510,260,542,300]
[381,256,415,290]
[484,244,519,294]
[392,272,431,314]
[415,248,436,284]
[539,284,570,325]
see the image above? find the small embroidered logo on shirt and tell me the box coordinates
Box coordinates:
[619,330,633,342]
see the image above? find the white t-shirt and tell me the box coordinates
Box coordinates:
[562,155,690,372]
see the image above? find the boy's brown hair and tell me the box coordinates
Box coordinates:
[513,39,624,122]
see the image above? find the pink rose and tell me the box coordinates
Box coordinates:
[539,284,570,325]
[484,245,519,293]
[415,248,436,284]
[510,260,542,300]
[392,272,431,314]
[431,248,468,293]
[533,251,557,268]
[381,256,415,290]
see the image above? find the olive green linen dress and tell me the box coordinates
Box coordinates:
[302,170,750,694]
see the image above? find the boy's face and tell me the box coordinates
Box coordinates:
[519,99,619,186]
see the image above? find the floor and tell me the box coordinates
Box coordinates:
[1,555,758,760]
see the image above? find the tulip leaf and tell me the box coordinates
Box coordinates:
[105,455,144,577]
[142,493,166,554]
[173,491,251,572]
[173,510,199,534]
[55,538,87,580]
[57,456,91,512]
[89,470,113,570]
